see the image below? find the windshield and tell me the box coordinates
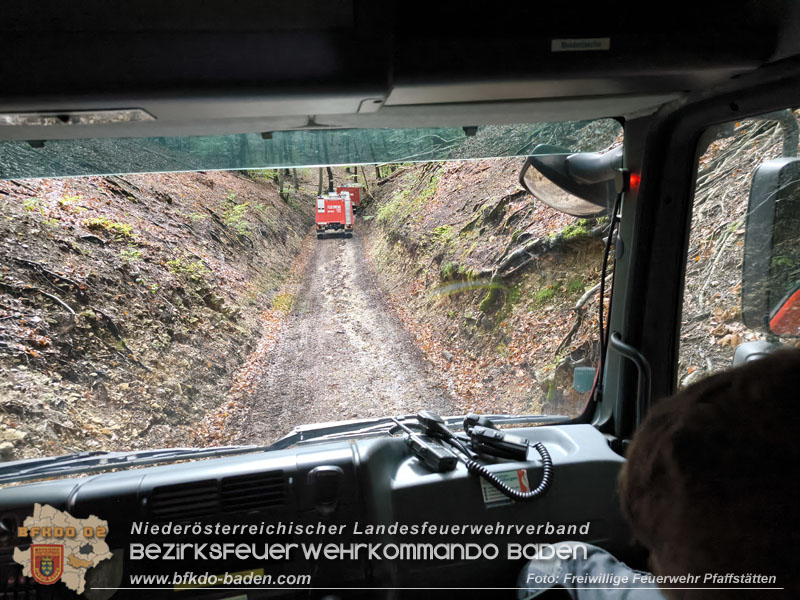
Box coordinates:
[0,119,622,462]
[0,120,620,180]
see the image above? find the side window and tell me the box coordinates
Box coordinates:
[679,110,800,385]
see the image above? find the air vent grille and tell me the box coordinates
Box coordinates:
[149,479,219,521]
[148,471,286,520]
[221,471,287,513]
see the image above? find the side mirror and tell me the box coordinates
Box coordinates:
[742,157,800,336]
[518,145,623,217]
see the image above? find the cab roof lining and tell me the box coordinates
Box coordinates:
[1,0,798,141]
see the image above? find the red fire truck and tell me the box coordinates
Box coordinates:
[336,183,362,213]
[315,192,353,239]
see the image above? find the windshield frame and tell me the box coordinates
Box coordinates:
[596,63,800,441]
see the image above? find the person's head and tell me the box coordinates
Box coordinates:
[619,349,799,598]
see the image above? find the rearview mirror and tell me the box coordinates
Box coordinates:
[518,145,623,217]
[742,157,800,336]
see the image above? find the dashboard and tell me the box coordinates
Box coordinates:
[0,424,629,598]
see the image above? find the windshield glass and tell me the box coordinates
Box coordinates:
[0,118,621,462]
[0,120,621,180]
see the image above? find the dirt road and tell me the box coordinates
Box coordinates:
[235,231,451,444]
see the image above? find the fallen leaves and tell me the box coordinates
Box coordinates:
[0,169,316,460]
[191,231,317,446]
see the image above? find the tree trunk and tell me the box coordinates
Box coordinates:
[360,167,373,201]
[326,167,334,193]
[278,169,285,199]
[292,168,299,190]
[317,168,323,195]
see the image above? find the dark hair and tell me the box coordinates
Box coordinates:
[619,349,800,598]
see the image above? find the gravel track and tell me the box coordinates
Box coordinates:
[237,231,451,443]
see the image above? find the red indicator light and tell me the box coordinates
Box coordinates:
[629,173,641,190]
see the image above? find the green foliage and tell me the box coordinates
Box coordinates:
[440,262,456,281]
[84,216,134,238]
[59,195,85,211]
[489,283,523,323]
[474,274,521,314]
[479,282,508,313]
[167,255,210,281]
[23,197,43,213]
[376,189,410,225]
[376,169,442,227]
[250,201,272,217]
[271,292,295,314]
[566,277,585,295]
[188,212,207,222]
[79,309,97,322]
[222,197,251,236]
[411,171,441,223]
[430,225,454,245]
[551,220,587,241]
[120,247,142,262]
[772,256,795,268]
[535,286,557,305]
[545,382,558,403]
[247,169,279,182]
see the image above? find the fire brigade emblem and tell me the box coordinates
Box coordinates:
[13,504,112,594]
[31,544,64,585]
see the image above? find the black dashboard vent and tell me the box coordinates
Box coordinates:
[147,472,286,520]
[221,471,286,513]
[149,479,219,521]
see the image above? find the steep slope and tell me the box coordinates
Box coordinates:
[0,171,313,459]
[361,159,606,419]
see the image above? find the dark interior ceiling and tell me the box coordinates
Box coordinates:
[1,0,798,140]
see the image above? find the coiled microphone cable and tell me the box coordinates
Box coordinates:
[416,410,554,502]
[462,442,553,502]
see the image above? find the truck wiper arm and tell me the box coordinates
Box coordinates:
[1,415,568,483]
[269,413,568,450]
[0,445,271,485]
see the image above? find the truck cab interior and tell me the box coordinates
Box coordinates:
[1,1,799,598]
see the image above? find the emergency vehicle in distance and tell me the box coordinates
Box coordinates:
[336,183,362,213]
[315,190,353,239]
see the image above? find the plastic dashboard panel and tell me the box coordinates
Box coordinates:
[0,424,628,597]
